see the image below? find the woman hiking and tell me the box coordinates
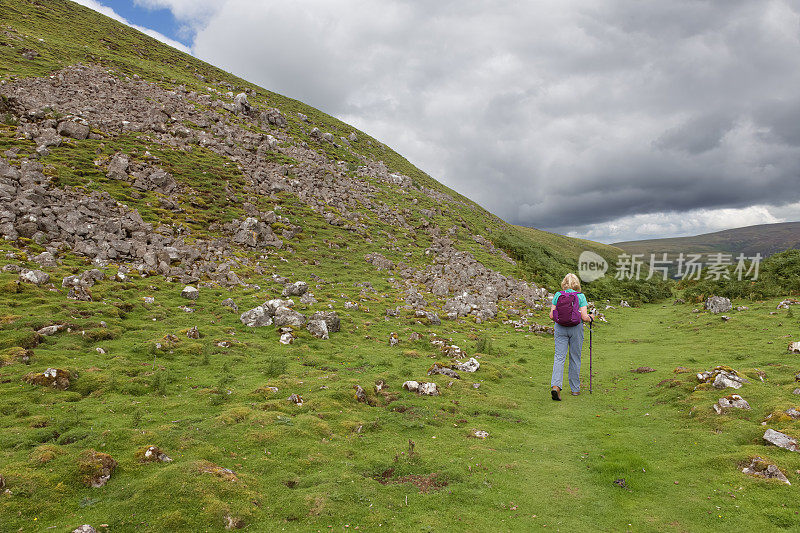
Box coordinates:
[549,273,593,400]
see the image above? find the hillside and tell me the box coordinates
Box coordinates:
[614,221,800,258]
[2,2,799,532]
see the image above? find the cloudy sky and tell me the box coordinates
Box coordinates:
[74,0,800,243]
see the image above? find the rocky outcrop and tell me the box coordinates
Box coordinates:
[705,296,732,314]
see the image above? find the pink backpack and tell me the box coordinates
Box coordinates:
[554,291,582,327]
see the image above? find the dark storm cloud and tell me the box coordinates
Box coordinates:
[140,0,800,241]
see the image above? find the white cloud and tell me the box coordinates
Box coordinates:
[71,0,193,54]
[566,204,787,243]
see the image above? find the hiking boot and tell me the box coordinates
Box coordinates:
[551,386,561,401]
[571,391,580,396]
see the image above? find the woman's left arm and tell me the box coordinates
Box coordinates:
[549,304,556,321]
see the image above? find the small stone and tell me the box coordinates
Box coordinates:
[402,380,420,392]
[288,393,303,405]
[181,286,199,300]
[471,429,489,439]
[37,324,63,336]
[472,383,481,389]
[705,296,732,314]
[72,526,97,533]
[374,379,385,392]
[417,382,439,396]
[279,332,294,345]
[353,385,368,403]
[221,298,239,312]
[789,342,800,354]
[764,428,800,452]
[186,326,199,339]
[631,366,656,373]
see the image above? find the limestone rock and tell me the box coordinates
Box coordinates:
[221,298,239,312]
[181,286,199,300]
[306,319,329,339]
[273,307,306,327]
[453,357,480,373]
[764,428,800,452]
[696,366,749,390]
[418,382,439,396]
[282,281,308,297]
[37,324,63,336]
[233,92,251,114]
[402,380,420,392]
[742,456,790,485]
[72,526,97,533]
[309,311,340,333]
[789,342,800,354]
[106,152,129,180]
[20,269,49,285]
[57,119,90,140]
[713,394,751,414]
[137,445,172,463]
[240,306,273,327]
[428,363,460,379]
[24,368,71,390]
[470,429,489,439]
[705,296,732,314]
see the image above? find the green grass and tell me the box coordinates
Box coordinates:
[2,257,800,531]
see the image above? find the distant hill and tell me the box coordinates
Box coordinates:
[614,221,800,258]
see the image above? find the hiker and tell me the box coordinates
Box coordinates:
[549,273,593,400]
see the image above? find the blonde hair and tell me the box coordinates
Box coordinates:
[561,273,581,292]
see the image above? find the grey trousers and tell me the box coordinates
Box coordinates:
[551,322,584,392]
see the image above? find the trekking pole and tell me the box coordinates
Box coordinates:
[589,318,593,394]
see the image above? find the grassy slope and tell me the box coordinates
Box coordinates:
[614,221,800,258]
[1,1,798,532]
[2,248,800,531]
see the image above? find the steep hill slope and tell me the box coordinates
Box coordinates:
[614,221,800,258]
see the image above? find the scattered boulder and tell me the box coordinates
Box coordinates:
[453,358,480,373]
[631,367,655,373]
[72,526,97,533]
[136,445,172,463]
[273,307,306,327]
[57,119,90,140]
[789,342,800,354]
[620,300,631,308]
[225,515,245,530]
[37,324,63,336]
[279,330,295,345]
[181,286,199,300]
[186,326,199,339]
[306,319,329,339]
[233,92,251,114]
[763,428,800,452]
[106,153,129,179]
[20,269,49,285]
[428,363,460,379]
[793,388,800,395]
[240,306,272,327]
[713,394,751,414]
[374,379,385,392]
[24,368,71,390]
[696,366,749,390]
[705,296,732,314]
[309,311,340,333]
[389,332,399,346]
[403,381,439,396]
[742,456,790,485]
[132,168,177,194]
[282,281,308,297]
[77,449,117,487]
[777,299,800,310]
[221,298,239,312]
[674,366,691,374]
[288,393,303,406]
